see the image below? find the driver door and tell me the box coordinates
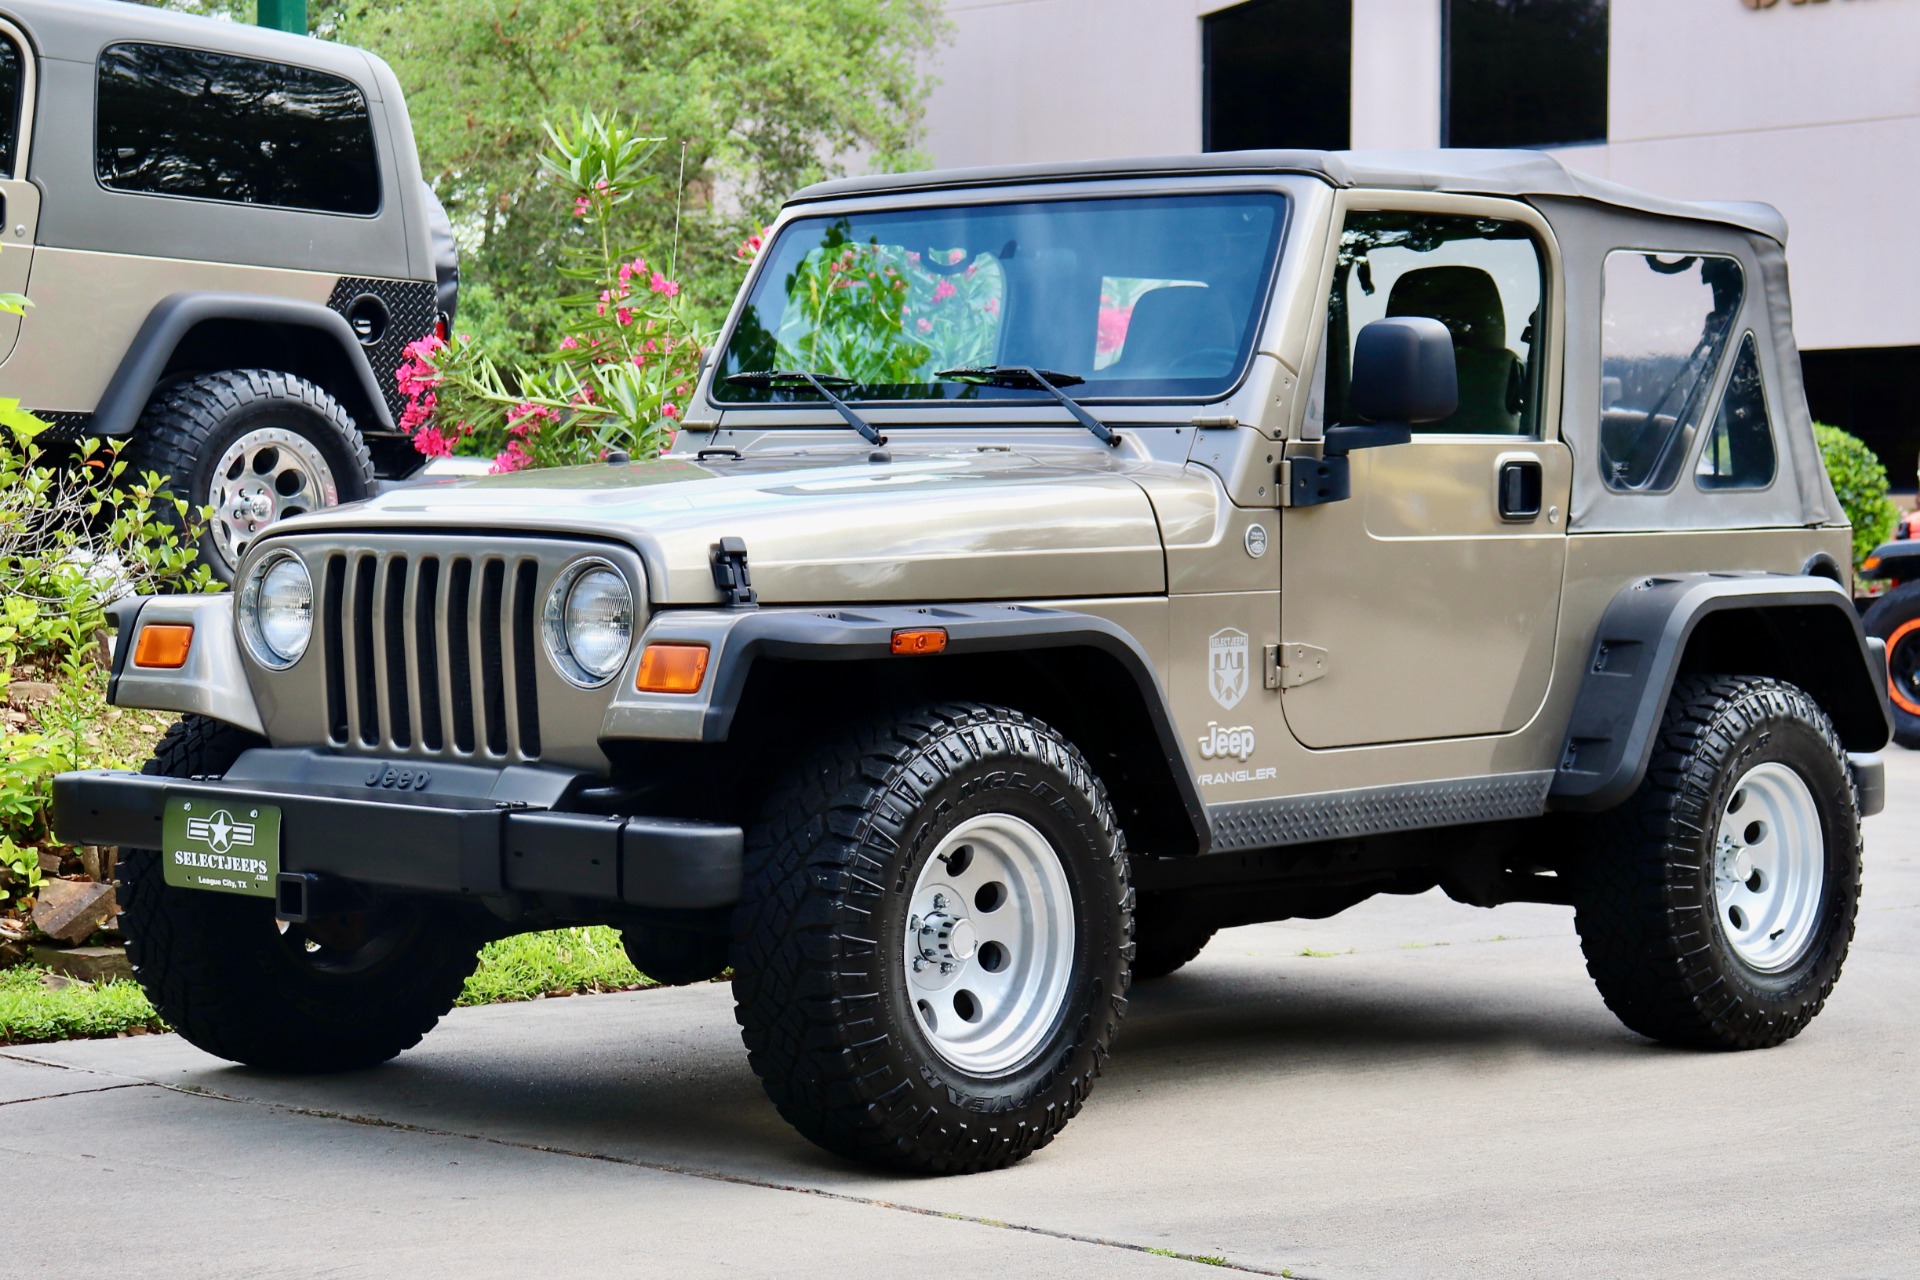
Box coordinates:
[1280,197,1572,749]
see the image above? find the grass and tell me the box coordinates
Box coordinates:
[0,963,166,1045]
[1295,946,1355,958]
[0,925,661,1046]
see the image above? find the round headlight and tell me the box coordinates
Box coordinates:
[238,550,313,669]
[543,560,633,687]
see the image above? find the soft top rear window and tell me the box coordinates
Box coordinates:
[714,192,1288,405]
[95,42,380,216]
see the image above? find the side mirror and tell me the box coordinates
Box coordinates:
[1326,316,1459,455]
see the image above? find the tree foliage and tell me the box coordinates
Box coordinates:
[135,0,947,348]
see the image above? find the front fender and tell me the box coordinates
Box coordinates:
[1551,573,1891,812]
[108,594,265,736]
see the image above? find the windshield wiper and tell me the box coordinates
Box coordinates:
[935,366,1117,446]
[725,370,883,445]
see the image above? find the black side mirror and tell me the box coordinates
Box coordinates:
[1325,316,1459,455]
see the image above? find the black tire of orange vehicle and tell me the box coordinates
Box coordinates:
[730,703,1133,1174]
[1861,580,1920,748]
[118,714,481,1072]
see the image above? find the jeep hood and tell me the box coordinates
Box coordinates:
[290,447,1169,604]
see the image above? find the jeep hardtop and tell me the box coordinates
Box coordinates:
[0,0,453,578]
[55,149,1890,1174]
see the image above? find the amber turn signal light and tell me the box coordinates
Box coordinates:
[635,642,710,693]
[890,627,948,656]
[132,624,194,669]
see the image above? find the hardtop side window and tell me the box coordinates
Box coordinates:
[95,43,380,216]
[1326,210,1545,437]
[1696,332,1777,491]
[1598,250,1745,492]
[0,35,22,176]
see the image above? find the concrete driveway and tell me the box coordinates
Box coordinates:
[6,752,1917,1279]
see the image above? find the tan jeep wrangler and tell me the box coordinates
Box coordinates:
[0,0,452,578]
[55,150,1891,1175]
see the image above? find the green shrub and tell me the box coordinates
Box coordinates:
[1815,423,1900,570]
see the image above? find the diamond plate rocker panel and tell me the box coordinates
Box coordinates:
[1207,771,1555,852]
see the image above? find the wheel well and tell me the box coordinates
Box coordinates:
[1679,605,1889,749]
[722,648,1202,856]
[160,319,385,440]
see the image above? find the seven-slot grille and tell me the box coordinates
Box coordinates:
[320,549,543,762]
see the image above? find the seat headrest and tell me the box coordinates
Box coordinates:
[1109,286,1236,376]
[1386,266,1508,353]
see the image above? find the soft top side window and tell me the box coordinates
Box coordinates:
[1696,332,1777,491]
[95,43,380,216]
[1598,250,1745,492]
[0,34,22,177]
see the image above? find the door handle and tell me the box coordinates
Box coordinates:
[1498,459,1543,521]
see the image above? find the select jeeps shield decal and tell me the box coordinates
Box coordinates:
[1209,627,1250,710]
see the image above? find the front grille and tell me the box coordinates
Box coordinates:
[321,549,543,762]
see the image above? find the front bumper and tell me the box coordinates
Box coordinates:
[53,749,742,911]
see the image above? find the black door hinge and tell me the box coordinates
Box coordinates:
[710,536,757,607]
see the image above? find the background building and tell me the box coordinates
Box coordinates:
[921,0,1920,483]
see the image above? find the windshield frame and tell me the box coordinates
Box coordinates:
[704,181,1295,418]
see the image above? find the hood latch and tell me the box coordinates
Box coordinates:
[710,537,758,608]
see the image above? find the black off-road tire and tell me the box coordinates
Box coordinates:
[119,715,481,1072]
[731,703,1132,1174]
[1861,580,1920,748]
[124,370,374,582]
[1130,892,1217,981]
[1571,676,1861,1050]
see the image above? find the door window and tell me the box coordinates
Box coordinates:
[1696,333,1777,491]
[95,43,380,215]
[1327,211,1545,436]
[1598,250,1745,492]
[0,35,22,176]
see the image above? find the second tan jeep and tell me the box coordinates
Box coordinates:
[56,150,1891,1175]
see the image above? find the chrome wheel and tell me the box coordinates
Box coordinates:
[1713,761,1827,973]
[209,427,338,571]
[905,812,1076,1077]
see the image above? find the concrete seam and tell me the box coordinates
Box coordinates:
[149,1079,1313,1277]
[0,1081,150,1108]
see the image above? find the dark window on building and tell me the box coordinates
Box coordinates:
[1204,0,1351,152]
[0,36,22,176]
[1697,334,1777,491]
[1444,0,1608,149]
[95,43,380,215]
[1803,346,1920,492]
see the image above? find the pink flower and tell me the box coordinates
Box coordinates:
[736,234,763,261]
[573,196,590,218]
[617,262,634,284]
[649,271,679,298]
[661,402,680,419]
[616,307,633,327]
[632,352,647,368]
[984,297,1001,316]
[412,424,454,459]
[594,178,610,191]
[948,248,966,265]
[932,279,956,304]
[916,317,932,334]
[559,335,580,350]
[906,251,921,265]
[490,439,534,474]
[1096,302,1134,355]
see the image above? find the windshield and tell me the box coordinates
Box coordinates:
[713,192,1288,405]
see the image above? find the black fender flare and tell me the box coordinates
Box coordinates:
[1551,573,1892,812]
[698,604,1212,853]
[91,292,396,436]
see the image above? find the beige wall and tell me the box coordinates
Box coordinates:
[920,0,1920,350]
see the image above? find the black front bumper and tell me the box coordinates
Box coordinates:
[53,749,742,911]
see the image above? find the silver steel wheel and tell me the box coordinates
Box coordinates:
[208,427,339,570]
[905,813,1075,1077]
[1713,761,1827,973]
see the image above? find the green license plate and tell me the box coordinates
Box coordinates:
[161,798,281,898]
